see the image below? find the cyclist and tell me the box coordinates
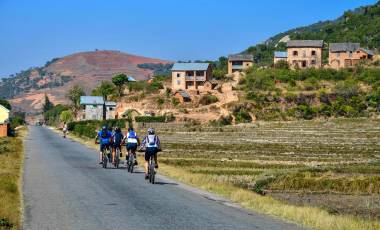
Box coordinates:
[123,127,140,166]
[112,126,124,165]
[62,122,68,138]
[140,127,161,179]
[95,125,113,164]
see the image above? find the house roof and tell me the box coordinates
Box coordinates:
[228,54,253,61]
[105,101,117,106]
[359,48,374,56]
[80,96,104,105]
[329,43,360,52]
[0,104,10,112]
[274,51,288,58]
[175,90,190,98]
[171,63,209,71]
[127,76,136,82]
[287,40,324,48]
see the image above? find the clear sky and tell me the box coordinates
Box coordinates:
[0,0,377,77]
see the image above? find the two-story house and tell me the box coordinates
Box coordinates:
[273,51,288,64]
[329,43,374,69]
[80,96,116,121]
[171,63,212,91]
[287,40,324,69]
[227,54,254,74]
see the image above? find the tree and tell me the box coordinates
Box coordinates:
[66,85,85,118]
[112,73,129,96]
[0,99,11,110]
[43,94,54,113]
[60,110,74,123]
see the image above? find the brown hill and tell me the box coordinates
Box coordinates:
[1,50,172,113]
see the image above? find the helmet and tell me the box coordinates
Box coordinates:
[102,125,107,131]
[147,127,155,135]
[115,126,121,132]
[128,127,134,132]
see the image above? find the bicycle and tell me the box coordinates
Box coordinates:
[101,145,111,169]
[126,152,135,173]
[147,155,156,184]
[113,146,121,168]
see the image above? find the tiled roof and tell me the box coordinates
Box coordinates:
[171,63,209,71]
[287,40,324,48]
[359,48,374,56]
[329,43,360,52]
[228,54,253,61]
[274,51,288,58]
[127,76,136,82]
[80,96,104,105]
[175,90,190,98]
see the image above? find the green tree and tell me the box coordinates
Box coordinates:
[112,73,129,96]
[60,110,74,123]
[0,99,11,110]
[91,81,116,100]
[66,85,85,118]
[43,94,54,113]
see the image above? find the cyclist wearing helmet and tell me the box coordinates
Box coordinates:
[112,126,124,164]
[140,127,161,179]
[123,127,140,166]
[95,125,113,164]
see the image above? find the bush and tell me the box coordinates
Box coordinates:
[233,109,252,123]
[209,115,233,127]
[68,119,127,138]
[199,94,219,105]
[135,115,175,123]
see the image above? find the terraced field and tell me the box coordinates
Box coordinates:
[141,119,380,220]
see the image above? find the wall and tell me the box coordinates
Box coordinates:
[0,108,9,123]
[0,124,7,137]
[228,61,253,74]
[287,47,322,69]
[274,57,287,64]
[329,50,372,69]
[172,71,186,91]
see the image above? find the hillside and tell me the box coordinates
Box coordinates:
[245,1,380,65]
[0,50,171,113]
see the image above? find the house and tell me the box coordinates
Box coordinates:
[227,54,254,74]
[0,105,10,137]
[329,43,374,69]
[79,96,116,120]
[171,63,212,91]
[286,40,324,68]
[203,80,218,91]
[127,76,137,82]
[173,90,191,104]
[273,51,288,64]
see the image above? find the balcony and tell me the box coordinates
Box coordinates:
[185,76,206,81]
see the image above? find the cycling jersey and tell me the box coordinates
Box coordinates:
[141,134,160,149]
[126,131,139,143]
[98,130,112,144]
[113,131,124,146]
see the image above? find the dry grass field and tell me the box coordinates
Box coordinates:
[0,129,25,230]
[139,118,380,230]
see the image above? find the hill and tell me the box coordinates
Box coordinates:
[245,1,380,65]
[0,50,172,113]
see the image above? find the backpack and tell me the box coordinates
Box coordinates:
[147,135,157,147]
[101,130,108,138]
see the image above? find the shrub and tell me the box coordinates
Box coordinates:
[199,94,219,105]
[233,109,252,123]
[135,115,175,123]
[68,119,127,138]
[171,97,180,106]
[209,115,233,127]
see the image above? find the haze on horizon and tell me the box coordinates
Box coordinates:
[0,0,377,77]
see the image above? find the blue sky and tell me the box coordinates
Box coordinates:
[0,0,377,77]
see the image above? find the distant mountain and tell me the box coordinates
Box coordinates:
[245,1,380,65]
[0,50,171,113]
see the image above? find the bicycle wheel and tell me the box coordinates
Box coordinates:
[129,154,134,173]
[115,148,120,168]
[103,151,108,169]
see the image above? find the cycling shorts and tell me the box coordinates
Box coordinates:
[144,147,158,161]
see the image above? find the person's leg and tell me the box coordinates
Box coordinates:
[154,152,158,168]
[144,150,150,178]
[112,145,116,164]
[99,144,104,163]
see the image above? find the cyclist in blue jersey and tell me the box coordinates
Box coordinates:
[111,126,124,164]
[95,125,113,164]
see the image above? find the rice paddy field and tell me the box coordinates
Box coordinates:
[140,118,380,221]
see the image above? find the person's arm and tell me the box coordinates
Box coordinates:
[156,136,161,151]
[94,133,99,144]
[139,136,147,149]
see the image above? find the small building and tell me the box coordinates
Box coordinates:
[227,54,254,74]
[329,43,374,69]
[286,40,324,68]
[171,63,212,91]
[203,80,218,91]
[79,96,116,121]
[273,51,288,64]
[174,90,191,104]
[127,76,137,82]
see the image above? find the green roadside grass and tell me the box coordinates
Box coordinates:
[63,127,380,230]
[0,128,26,230]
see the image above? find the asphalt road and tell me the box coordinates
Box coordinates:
[23,126,303,230]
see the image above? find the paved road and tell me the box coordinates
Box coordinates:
[23,126,303,230]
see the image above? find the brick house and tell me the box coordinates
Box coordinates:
[171,63,212,91]
[173,90,191,104]
[227,54,254,74]
[286,40,324,69]
[0,104,10,137]
[79,96,116,120]
[329,43,374,69]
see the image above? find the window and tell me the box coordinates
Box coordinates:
[302,61,307,68]
[246,63,250,66]
[349,51,353,58]
[293,51,298,56]
[185,71,194,76]
[232,61,243,65]
[311,60,316,65]
[109,107,114,111]
[177,73,180,78]
[177,80,180,85]
[311,50,316,56]
[196,71,204,76]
